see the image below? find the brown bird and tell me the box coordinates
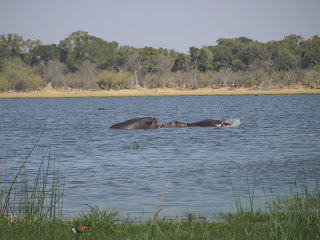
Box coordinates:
[71,225,90,233]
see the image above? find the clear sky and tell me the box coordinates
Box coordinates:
[1,0,319,53]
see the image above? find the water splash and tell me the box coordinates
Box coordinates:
[226,118,241,127]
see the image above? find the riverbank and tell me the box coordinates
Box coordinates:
[1,87,320,99]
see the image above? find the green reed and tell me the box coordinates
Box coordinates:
[230,174,320,239]
[122,141,140,150]
[231,174,258,214]
[0,125,65,221]
[0,148,65,221]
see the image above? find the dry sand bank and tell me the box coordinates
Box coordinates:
[0,87,319,99]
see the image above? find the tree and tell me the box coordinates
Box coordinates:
[172,53,188,72]
[0,33,26,58]
[198,47,213,72]
[30,44,61,65]
[237,36,254,44]
[153,53,174,75]
[189,47,199,68]
[138,47,162,73]
[0,42,10,70]
[59,31,118,71]
[148,53,174,87]
[300,35,320,68]
[116,45,136,72]
[22,38,42,65]
[76,61,99,89]
[127,51,143,88]
[236,41,266,70]
[210,38,235,70]
[41,60,67,88]
[282,34,303,54]
[0,33,41,66]
[266,41,295,71]
[65,61,99,89]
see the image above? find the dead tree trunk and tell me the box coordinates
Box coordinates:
[223,71,233,87]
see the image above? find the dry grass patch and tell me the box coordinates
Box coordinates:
[0,87,319,99]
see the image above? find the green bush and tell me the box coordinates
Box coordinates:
[97,70,132,90]
[0,73,9,91]
[0,58,43,91]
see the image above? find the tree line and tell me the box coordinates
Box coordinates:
[0,31,320,92]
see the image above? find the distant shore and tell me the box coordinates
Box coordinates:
[0,87,319,99]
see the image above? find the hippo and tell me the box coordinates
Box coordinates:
[110,117,158,129]
[159,121,188,128]
[187,120,230,127]
[160,120,230,128]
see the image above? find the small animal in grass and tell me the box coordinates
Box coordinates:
[71,225,91,233]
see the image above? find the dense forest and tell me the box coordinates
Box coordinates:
[0,31,319,91]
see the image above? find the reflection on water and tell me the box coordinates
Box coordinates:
[0,95,319,218]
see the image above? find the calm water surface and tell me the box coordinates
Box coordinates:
[0,95,319,219]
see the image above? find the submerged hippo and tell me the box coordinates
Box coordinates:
[160,119,230,128]
[159,121,188,128]
[187,120,230,127]
[110,117,158,130]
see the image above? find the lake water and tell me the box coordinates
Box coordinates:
[0,95,319,219]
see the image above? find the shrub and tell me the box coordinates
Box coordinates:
[0,58,43,91]
[97,71,133,90]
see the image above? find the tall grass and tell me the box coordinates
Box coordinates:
[145,182,170,240]
[231,174,258,213]
[230,174,320,239]
[1,124,46,217]
[0,125,65,221]
[71,205,119,232]
[122,141,140,150]
[262,180,320,239]
[17,148,65,220]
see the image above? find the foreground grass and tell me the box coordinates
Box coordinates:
[0,87,319,99]
[0,211,319,240]
[1,190,320,240]
[1,178,319,240]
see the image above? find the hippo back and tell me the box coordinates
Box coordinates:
[187,120,230,127]
[110,117,158,129]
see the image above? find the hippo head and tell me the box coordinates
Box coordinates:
[221,121,231,127]
[149,117,159,129]
[169,121,188,127]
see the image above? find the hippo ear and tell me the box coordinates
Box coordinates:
[152,117,156,120]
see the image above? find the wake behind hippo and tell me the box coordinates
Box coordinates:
[110,117,158,129]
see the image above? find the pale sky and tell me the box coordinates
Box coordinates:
[1,0,319,53]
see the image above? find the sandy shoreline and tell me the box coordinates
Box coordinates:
[0,87,319,99]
